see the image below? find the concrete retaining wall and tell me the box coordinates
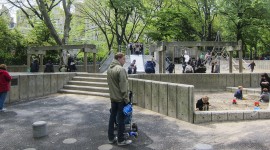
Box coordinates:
[128,78,194,123]
[246,60,270,70]
[194,110,270,124]
[7,65,99,73]
[129,73,270,124]
[130,73,262,91]
[6,73,76,104]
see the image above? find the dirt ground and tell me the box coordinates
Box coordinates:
[194,91,270,111]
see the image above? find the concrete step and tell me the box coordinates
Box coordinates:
[68,81,108,87]
[76,73,107,78]
[72,76,107,82]
[226,87,261,95]
[63,85,109,93]
[58,89,110,98]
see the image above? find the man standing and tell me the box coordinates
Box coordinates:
[107,52,132,145]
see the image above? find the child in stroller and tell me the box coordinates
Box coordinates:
[111,91,138,140]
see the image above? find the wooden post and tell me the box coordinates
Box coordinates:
[159,51,162,73]
[40,54,44,72]
[162,45,166,73]
[229,51,233,73]
[84,48,88,72]
[173,46,176,73]
[238,40,243,73]
[27,54,31,72]
[93,53,96,73]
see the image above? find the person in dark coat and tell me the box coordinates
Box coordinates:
[68,56,77,72]
[166,62,175,73]
[260,73,270,93]
[44,60,54,73]
[248,61,256,72]
[30,59,39,72]
[145,59,156,74]
[196,96,210,111]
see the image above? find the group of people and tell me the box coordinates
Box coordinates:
[128,43,144,55]
[232,73,270,105]
[181,53,207,73]
[29,54,77,73]
[127,58,157,74]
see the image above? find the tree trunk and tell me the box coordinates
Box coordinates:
[38,0,62,45]
[62,0,72,45]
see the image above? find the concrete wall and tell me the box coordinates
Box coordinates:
[245,60,270,70]
[130,73,262,91]
[7,65,99,73]
[129,73,270,124]
[194,110,270,124]
[128,78,194,123]
[6,73,76,104]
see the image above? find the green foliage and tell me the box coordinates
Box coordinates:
[217,0,270,58]
[0,17,27,65]
[147,7,197,41]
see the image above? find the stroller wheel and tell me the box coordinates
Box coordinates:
[132,123,138,132]
[124,133,129,139]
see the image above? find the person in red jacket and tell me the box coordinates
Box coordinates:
[0,64,12,112]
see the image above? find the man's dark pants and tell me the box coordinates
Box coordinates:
[108,101,125,142]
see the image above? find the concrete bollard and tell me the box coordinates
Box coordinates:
[32,121,48,138]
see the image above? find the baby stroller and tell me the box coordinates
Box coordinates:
[112,91,138,139]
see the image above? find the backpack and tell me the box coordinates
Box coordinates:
[145,61,155,73]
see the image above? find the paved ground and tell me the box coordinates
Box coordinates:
[1,94,270,150]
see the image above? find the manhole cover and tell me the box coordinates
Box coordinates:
[194,143,213,150]
[63,138,77,144]
[98,144,113,150]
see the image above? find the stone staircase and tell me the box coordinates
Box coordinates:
[58,73,110,97]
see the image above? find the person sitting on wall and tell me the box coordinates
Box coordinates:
[68,55,77,72]
[30,59,39,72]
[44,60,54,73]
[128,59,137,74]
[195,64,206,73]
[184,62,194,73]
[196,96,210,111]
[166,62,175,73]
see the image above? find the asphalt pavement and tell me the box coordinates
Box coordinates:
[1,94,270,150]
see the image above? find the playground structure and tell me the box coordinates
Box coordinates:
[27,44,97,73]
[149,40,243,73]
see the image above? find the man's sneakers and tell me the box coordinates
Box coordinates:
[0,108,6,112]
[117,140,132,146]
[109,137,132,146]
[108,136,117,144]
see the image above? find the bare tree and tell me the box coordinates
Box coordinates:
[76,1,115,51]
[7,0,74,65]
[7,0,73,45]
[76,0,161,51]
